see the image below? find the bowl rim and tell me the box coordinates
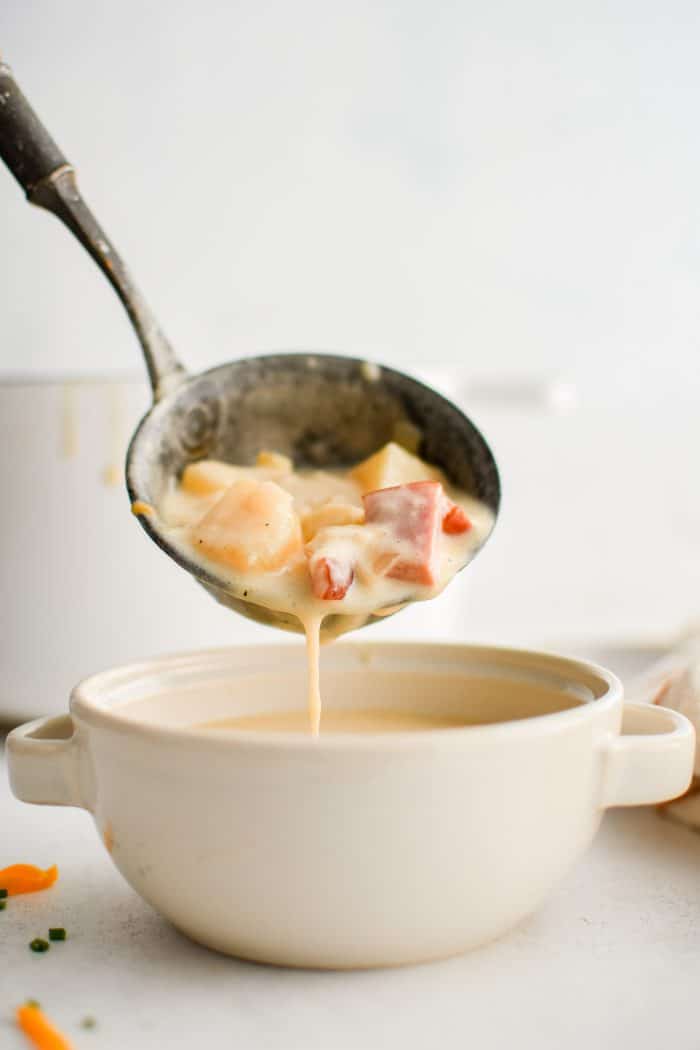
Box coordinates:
[68,641,623,752]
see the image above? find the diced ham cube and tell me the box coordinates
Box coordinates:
[363,481,443,586]
[309,555,354,600]
[442,502,472,535]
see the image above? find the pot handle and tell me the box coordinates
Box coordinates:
[601,702,695,808]
[6,715,90,810]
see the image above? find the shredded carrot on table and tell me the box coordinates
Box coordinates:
[0,864,58,896]
[16,1003,74,1050]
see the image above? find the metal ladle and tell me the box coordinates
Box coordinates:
[0,61,500,635]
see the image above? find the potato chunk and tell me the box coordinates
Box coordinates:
[182,453,291,498]
[181,460,251,497]
[349,442,443,494]
[191,479,302,573]
[301,502,364,541]
[255,450,293,472]
[305,524,377,601]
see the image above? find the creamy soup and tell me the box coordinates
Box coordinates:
[119,671,587,734]
[152,442,494,734]
[197,709,472,733]
[195,690,585,735]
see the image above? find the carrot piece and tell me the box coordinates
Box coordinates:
[16,1003,74,1050]
[0,864,58,896]
[442,503,472,535]
[310,555,354,600]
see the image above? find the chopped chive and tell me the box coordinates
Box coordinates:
[81,1016,97,1029]
[0,888,7,898]
[0,900,6,911]
[48,927,66,941]
[29,938,50,953]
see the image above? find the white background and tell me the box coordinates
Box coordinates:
[1,2,699,706]
[2,0,699,385]
[2,11,700,1047]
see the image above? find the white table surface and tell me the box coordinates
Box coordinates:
[3,642,700,1050]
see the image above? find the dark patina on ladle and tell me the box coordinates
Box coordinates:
[0,61,500,634]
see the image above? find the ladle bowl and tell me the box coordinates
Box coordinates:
[0,60,500,634]
[126,352,500,631]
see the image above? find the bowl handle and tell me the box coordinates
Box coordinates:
[601,702,695,808]
[6,715,90,809]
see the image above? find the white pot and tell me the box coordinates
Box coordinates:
[0,375,473,722]
[0,376,262,723]
[6,643,694,968]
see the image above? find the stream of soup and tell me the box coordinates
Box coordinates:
[151,441,494,734]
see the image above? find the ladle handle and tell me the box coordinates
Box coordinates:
[0,60,185,401]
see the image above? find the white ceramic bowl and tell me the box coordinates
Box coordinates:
[7,643,695,969]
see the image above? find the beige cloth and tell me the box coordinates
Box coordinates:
[625,630,700,829]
